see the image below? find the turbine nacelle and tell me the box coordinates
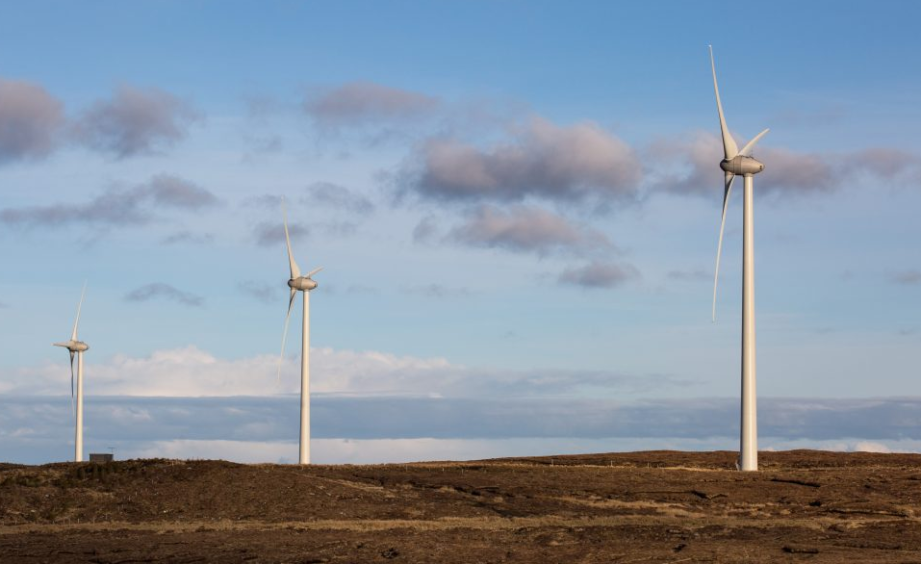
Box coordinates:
[54,340,89,353]
[288,277,318,292]
[720,156,765,177]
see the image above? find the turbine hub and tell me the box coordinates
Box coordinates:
[721,156,764,176]
[288,277,318,292]
[71,341,89,352]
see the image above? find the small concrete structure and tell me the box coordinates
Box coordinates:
[88,453,113,463]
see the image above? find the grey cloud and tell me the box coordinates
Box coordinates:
[241,194,283,209]
[3,396,921,448]
[843,148,921,180]
[320,221,358,238]
[254,220,308,247]
[146,174,219,209]
[236,280,279,304]
[161,230,214,245]
[305,82,438,128]
[448,205,613,256]
[667,268,709,281]
[404,117,642,204]
[124,283,204,307]
[0,78,65,163]
[73,85,199,158]
[559,260,639,289]
[0,189,148,227]
[0,301,8,309]
[891,270,921,285]
[302,182,374,214]
[412,216,439,244]
[0,175,217,229]
[656,132,921,198]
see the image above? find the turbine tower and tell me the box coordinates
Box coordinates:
[279,202,322,465]
[709,46,769,472]
[53,285,90,463]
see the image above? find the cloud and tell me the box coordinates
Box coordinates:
[237,280,279,304]
[0,78,65,163]
[667,268,709,281]
[448,205,613,256]
[401,117,642,205]
[72,85,199,158]
[302,182,374,214]
[4,395,921,464]
[655,132,921,198]
[558,260,640,289]
[304,82,439,128]
[124,283,204,307]
[412,216,439,244]
[853,441,892,453]
[241,194,283,209]
[891,270,921,285]
[844,148,921,180]
[0,174,217,229]
[161,230,214,245]
[145,174,219,208]
[253,221,308,247]
[4,345,673,399]
[319,221,358,237]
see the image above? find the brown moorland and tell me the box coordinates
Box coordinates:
[1,450,920,563]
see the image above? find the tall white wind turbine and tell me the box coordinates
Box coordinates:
[278,202,322,465]
[709,46,769,472]
[53,284,90,462]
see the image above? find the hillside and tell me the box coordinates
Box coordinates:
[1,451,920,563]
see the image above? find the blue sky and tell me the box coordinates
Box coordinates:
[1,1,919,463]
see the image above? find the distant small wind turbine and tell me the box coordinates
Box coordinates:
[709,46,769,472]
[53,284,90,462]
[278,202,322,465]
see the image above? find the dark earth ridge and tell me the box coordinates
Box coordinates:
[2,450,920,562]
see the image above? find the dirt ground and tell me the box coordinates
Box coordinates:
[2,450,921,563]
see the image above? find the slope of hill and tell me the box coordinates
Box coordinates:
[1,451,920,563]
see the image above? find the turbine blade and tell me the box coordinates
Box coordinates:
[70,350,75,419]
[713,172,736,322]
[277,287,297,385]
[53,342,72,348]
[71,282,86,341]
[709,46,739,159]
[306,267,323,278]
[738,128,770,157]
[282,200,301,280]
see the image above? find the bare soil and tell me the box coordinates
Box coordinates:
[2,450,921,563]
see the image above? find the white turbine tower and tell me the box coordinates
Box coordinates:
[709,46,769,472]
[278,203,322,465]
[53,285,90,463]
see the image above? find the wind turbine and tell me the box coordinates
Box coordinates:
[278,202,322,465]
[53,284,90,463]
[709,46,769,472]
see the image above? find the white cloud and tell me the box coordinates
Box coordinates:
[853,441,892,453]
[6,345,671,399]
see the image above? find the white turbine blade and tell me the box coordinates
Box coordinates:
[306,267,323,278]
[738,128,770,157]
[53,342,72,348]
[282,200,301,279]
[277,287,297,384]
[709,46,739,159]
[712,172,736,322]
[71,283,86,341]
